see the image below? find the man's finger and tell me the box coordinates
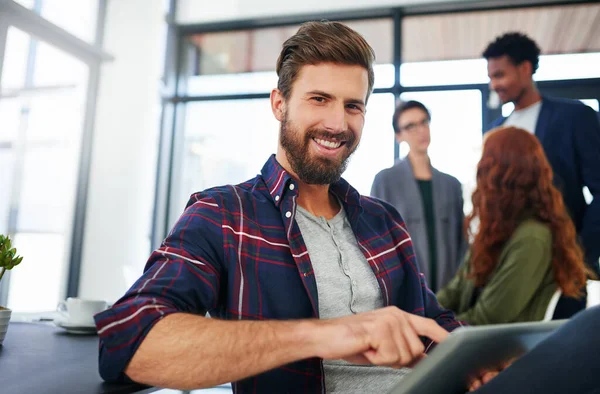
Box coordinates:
[406,353,426,369]
[468,378,482,392]
[482,370,499,384]
[406,314,449,343]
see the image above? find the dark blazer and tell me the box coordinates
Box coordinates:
[487,96,600,274]
[371,159,467,290]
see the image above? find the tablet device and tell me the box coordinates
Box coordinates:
[388,319,566,394]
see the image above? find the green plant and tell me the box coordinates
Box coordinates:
[0,235,23,283]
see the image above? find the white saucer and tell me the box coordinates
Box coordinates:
[54,320,97,335]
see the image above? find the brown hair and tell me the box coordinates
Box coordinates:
[392,100,431,134]
[466,126,588,298]
[276,21,375,102]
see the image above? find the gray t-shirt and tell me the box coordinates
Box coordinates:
[295,204,410,394]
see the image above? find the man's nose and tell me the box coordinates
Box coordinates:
[322,104,348,133]
[489,79,499,92]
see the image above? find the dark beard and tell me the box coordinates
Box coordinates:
[508,86,527,106]
[279,114,357,185]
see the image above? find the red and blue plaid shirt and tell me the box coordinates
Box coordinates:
[95,155,461,393]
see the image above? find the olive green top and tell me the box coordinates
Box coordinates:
[436,219,557,325]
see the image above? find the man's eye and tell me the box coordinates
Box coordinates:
[311,97,325,103]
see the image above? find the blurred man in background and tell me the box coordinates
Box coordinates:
[484,32,600,282]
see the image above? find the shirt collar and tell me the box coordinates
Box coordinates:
[260,154,362,210]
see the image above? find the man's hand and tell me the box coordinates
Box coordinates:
[308,306,449,368]
[467,358,516,391]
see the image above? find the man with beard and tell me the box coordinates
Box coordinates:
[483,33,600,283]
[95,21,463,394]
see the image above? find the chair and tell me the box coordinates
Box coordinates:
[587,280,600,308]
[543,288,562,321]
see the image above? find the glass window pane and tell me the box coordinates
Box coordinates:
[7,1,98,43]
[0,97,22,144]
[176,99,278,211]
[400,90,483,214]
[0,149,16,233]
[6,233,67,312]
[400,58,488,87]
[17,146,79,233]
[400,53,600,87]
[40,0,99,43]
[534,53,600,82]
[0,30,89,311]
[1,27,30,91]
[185,18,393,96]
[177,94,395,211]
[13,0,35,8]
[187,63,394,97]
[343,93,395,196]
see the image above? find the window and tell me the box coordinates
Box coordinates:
[0,27,89,312]
[343,94,395,195]
[175,99,278,213]
[12,0,99,43]
[183,18,394,96]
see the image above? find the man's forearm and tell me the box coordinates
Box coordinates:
[125,313,318,390]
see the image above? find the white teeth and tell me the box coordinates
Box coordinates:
[314,138,342,149]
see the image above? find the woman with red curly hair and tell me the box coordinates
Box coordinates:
[436,126,589,325]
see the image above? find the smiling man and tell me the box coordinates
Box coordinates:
[95,21,462,394]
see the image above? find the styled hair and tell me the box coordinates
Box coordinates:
[392,100,431,134]
[276,21,375,102]
[482,32,541,75]
[466,127,588,297]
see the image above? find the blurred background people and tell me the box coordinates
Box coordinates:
[484,32,600,279]
[371,100,466,292]
[437,127,589,325]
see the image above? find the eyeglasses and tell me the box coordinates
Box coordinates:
[400,118,430,133]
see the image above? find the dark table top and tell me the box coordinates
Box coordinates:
[0,322,157,394]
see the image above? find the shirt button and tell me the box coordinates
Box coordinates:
[275,195,280,201]
[289,184,295,190]
[352,280,357,286]
[285,211,292,218]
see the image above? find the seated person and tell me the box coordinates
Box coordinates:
[94,21,462,394]
[436,126,588,325]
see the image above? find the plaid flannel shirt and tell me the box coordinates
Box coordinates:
[95,155,461,393]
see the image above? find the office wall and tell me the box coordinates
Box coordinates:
[176,0,466,24]
[78,0,165,302]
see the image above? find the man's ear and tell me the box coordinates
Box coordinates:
[271,89,286,122]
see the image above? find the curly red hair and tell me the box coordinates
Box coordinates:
[466,126,588,297]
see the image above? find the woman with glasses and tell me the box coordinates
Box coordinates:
[371,100,467,293]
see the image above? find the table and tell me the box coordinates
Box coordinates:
[0,322,157,394]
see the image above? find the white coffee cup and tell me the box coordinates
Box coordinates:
[57,297,108,326]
